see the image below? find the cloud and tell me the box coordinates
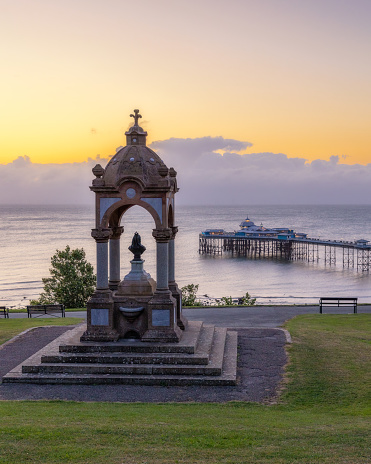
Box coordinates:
[0,137,370,205]
[0,155,108,205]
[152,138,371,205]
[151,136,252,168]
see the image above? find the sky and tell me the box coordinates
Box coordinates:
[1,0,371,204]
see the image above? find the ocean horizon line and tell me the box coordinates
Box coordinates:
[2,203,371,207]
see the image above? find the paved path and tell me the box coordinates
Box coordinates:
[2,305,368,403]
[10,305,371,327]
[184,305,370,327]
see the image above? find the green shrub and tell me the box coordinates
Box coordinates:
[220,296,234,305]
[34,245,96,308]
[181,283,201,306]
[219,292,256,306]
[239,292,256,306]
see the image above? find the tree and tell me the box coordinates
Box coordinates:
[36,245,96,308]
[181,283,201,306]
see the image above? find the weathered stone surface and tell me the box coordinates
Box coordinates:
[64,321,203,354]
[3,322,237,386]
[86,110,183,342]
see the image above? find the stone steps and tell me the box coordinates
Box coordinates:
[40,353,210,366]
[23,363,222,376]
[3,322,238,386]
[59,321,204,354]
[40,324,215,366]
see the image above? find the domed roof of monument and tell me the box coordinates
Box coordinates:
[101,110,174,188]
[104,144,168,187]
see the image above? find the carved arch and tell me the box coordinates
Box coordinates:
[101,199,162,229]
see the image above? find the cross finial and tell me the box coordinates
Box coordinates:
[130,109,142,126]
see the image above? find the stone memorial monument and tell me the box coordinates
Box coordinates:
[3,110,237,386]
[81,109,185,343]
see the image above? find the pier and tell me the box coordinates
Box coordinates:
[199,216,371,272]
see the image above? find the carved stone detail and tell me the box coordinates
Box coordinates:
[171,226,178,239]
[130,109,142,126]
[157,165,169,177]
[92,163,105,187]
[92,164,104,178]
[91,228,112,243]
[111,226,124,240]
[152,228,172,242]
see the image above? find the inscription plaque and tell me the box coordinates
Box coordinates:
[91,308,109,326]
[152,309,170,327]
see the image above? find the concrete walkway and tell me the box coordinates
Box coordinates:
[9,305,371,327]
[184,305,370,327]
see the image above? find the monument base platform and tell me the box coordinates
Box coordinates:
[3,321,237,386]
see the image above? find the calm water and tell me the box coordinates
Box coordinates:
[1,204,371,307]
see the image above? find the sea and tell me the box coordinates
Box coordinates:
[1,204,371,308]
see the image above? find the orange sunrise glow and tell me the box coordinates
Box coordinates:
[1,0,370,167]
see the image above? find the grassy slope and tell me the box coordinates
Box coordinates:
[0,315,370,464]
[284,314,371,411]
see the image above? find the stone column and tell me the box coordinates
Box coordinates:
[152,228,171,292]
[168,226,187,330]
[93,229,111,290]
[156,241,169,291]
[109,226,124,290]
[168,232,175,284]
[143,228,182,342]
[96,242,109,290]
[81,228,119,342]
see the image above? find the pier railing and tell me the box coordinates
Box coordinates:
[198,233,371,272]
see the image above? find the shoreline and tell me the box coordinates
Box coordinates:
[4,302,371,314]
[4,305,371,328]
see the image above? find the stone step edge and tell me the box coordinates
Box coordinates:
[4,330,238,386]
[59,321,204,354]
[207,327,228,370]
[22,363,221,376]
[30,330,238,379]
[28,325,224,376]
[2,325,238,386]
[41,352,210,366]
[194,324,215,362]
[3,372,236,386]
[221,330,238,380]
[42,324,216,366]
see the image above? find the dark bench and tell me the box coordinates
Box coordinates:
[0,307,9,318]
[319,297,358,314]
[27,304,65,318]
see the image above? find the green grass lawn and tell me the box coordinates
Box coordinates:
[0,314,370,464]
[0,318,83,345]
